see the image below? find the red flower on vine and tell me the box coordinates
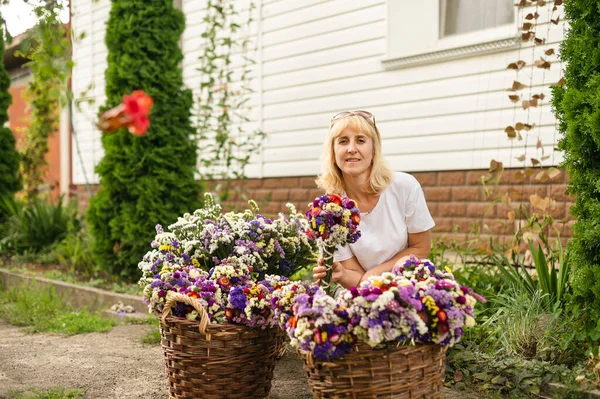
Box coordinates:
[98,90,154,136]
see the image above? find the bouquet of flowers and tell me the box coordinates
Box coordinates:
[138,193,316,326]
[277,257,485,361]
[393,257,485,346]
[305,193,361,294]
[285,288,355,361]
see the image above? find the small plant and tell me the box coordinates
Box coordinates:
[7,387,85,399]
[0,195,80,255]
[494,238,570,312]
[0,282,115,336]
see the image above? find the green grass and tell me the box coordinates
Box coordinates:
[128,314,162,345]
[6,387,84,399]
[0,282,115,336]
[141,324,162,345]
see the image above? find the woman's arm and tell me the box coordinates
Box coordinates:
[312,256,365,289]
[359,229,432,282]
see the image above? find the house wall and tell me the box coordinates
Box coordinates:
[75,168,574,246]
[69,1,572,243]
[71,0,565,182]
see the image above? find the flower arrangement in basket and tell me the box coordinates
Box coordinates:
[274,256,485,399]
[138,193,316,398]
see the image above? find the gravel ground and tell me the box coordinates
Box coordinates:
[0,321,479,398]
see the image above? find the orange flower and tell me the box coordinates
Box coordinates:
[329,194,342,206]
[98,90,154,136]
[288,315,298,329]
[186,292,200,299]
[351,214,360,224]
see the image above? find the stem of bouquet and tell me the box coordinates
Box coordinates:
[318,244,335,296]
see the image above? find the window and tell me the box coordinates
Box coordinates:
[383,0,517,70]
[439,0,515,38]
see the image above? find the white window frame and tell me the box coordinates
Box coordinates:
[382,0,519,71]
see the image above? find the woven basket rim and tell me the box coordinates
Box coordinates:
[161,314,278,333]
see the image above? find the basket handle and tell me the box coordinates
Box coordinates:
[160,292,211,338]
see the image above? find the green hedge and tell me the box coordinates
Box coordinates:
[0,21,22,217]
[552,0,600,344]
[87,0,202,280]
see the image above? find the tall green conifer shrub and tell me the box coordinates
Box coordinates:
[87,0,202,280]
[0,22,22,217]
[552,0,600,344]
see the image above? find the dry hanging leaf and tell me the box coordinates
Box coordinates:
[522,22,533,31]
[535,37,546,45]
[516,122,525,130]
[489,159,503,174]
[548,167,561,179]
[523,123,535,131]
[530,194,546,211]
[552,5,557,11]
[515,0,528,7]
[514,170,526,181]
[507,60,527,70]
[525,168,536,177]
[510,81,528,91]
[536,170,549,183]
[554,0,563,5]
[509,189,521,201]
[505,126,517,138]
[552,16,561,25]
[522,100,530,110]
[531,158,541,166]
[529,98,539,107]
[557,77,566,87]
[509,94,520,103]
[545,48,555,56]
[536,139,543,149]
[516,154,527,162]
[538,0,546,5]
[522,32,534,42]
[507,210,516,222]
[541,155,551,160]
[534,58,552,69]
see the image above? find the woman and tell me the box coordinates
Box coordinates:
[312,110,435,289]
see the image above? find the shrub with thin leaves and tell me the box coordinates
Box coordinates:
[551,0,600,346]
[87,0,202,280]
[0,17,22,222]
[0,196,79,254]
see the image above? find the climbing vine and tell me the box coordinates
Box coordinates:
[16,0,71,201]
[196,0,265,202]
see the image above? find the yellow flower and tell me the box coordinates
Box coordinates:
[159,244,174,252]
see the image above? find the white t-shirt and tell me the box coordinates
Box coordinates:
[334,172,435,271]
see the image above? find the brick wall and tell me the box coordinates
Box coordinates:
[75,168,575,244]
[8,82,62,202]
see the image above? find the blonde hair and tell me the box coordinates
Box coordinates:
[315,114,393,194]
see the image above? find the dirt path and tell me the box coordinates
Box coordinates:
[0,321,477,398]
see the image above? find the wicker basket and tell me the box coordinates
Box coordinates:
[300,342,446,399]
[160,293,283,399]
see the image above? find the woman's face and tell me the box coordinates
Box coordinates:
[333,127,374,177]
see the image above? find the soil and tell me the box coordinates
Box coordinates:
[0,321,479,398]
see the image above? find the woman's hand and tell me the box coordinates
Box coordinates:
[313,258,345,282]
[393,255,412,268]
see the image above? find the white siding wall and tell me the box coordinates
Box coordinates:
[71,0,565,184]
[71,0,109,185]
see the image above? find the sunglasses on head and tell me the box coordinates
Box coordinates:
[330,110,377,128]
